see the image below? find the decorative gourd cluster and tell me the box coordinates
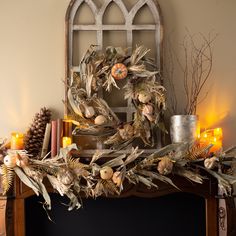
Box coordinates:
[67,45,166,147]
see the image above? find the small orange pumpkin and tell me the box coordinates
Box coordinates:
[111,63,128,80]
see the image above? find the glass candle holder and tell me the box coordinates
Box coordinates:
[200,128,223,153]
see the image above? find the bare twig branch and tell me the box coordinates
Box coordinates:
[165,31,217,115]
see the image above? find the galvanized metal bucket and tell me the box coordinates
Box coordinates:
[170,115,199,143]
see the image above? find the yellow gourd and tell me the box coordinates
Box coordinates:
[3,155,17,168]
[100,166,113,180]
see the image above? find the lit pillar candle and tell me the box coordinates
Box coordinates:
[200,128,223,153]
[210,137,222,153]
[62,137,72,148]
[214,128,223,139]
[11,132,24,150]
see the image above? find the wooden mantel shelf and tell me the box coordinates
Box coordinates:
[0,173,235,236]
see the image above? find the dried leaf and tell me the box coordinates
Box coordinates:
[66,191,81,211]
[104,132,122,145]
[135,71,158,78]
[102,180,120,195]
[91,163,101,176]
[137,175,158,189]
[47,174,70,196]
[137,144,179,169]
[101,154,126,168]
[218,173,236,185]
[224,145,236,154]
[138,170,180,190]
[85,64,94,97]
[198,166,232,195]
[95,98,120,123]
[173,166,204,184]
[123,147,143,166]
[90,150,107,164]
[1,164,14,195]
[93,180,104,197]
[67,88,83,117]
[14,166,40,196]
[37,180,51,210]
[103,73,120,92]
[67,156,87,170]
[130,45,150,65]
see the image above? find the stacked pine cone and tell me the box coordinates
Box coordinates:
[24,107,51,158]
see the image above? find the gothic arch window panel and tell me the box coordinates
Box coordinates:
[66,0,162,74]
[65,0,163,152]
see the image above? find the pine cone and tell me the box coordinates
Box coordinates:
[24,107,51,158]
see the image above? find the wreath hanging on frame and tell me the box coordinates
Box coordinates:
[66,45,166,148]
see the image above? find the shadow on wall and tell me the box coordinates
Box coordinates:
[26,192,206,236]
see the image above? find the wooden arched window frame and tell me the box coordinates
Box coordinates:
[64,0,164,151]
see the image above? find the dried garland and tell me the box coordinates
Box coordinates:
[1,142,236,212]
[67,45,166,147]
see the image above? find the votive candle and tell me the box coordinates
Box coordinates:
[200,128,223,153]
[62,137,72,148]
[11,132,24,150]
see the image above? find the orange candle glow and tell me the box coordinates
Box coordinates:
[11,132,24,150]
[214,128,223,138]
[200,128,223,153]
[62,137,72,148]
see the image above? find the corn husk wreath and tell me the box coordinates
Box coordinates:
[67,45,166,147]
[1,142,236,213]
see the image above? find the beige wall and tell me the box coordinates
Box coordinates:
[0,0,70,136]
[0,0,236,147]
[159,0,236,147]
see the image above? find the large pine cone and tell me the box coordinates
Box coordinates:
[24,107,51,158]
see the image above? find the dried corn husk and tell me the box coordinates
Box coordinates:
[66,191,81,211]
[138,169,179,190]
[173,165,204,184]
[103,73,120,92]
[67,88,84,118]
[130,45,150,65]
[101,154,126,168]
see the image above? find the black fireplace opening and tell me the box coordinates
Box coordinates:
[25,192,206,236]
